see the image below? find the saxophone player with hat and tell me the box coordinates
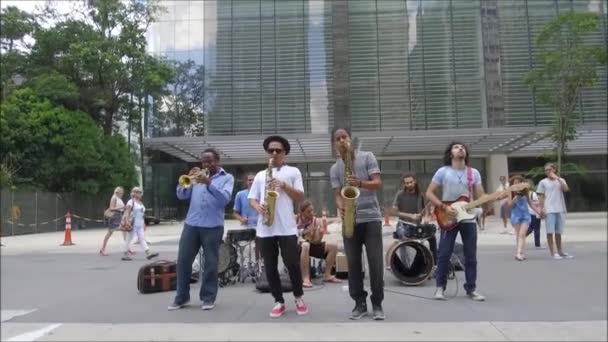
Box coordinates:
[330,128,385,321]
[248,135,308,318]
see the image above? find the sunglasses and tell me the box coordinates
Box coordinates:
[267,148,284,154]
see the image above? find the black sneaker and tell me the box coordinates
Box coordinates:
[372,305,385,320]
[146,251,159,260]
[350,302,368,320]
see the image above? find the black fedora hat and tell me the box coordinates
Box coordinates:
[263,135,291,155]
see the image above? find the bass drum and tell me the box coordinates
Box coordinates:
[217,242,237,277]
[386,240,434,286]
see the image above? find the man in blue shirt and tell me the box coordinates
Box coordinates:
[233,173,260,261]
[168,148,235,311]
[233,173,259,228]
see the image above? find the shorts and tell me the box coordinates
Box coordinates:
[510,212,531,225]
[298,241,327,259]
[545,213,565,234]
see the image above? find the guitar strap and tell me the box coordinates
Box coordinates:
[466,166,473,202]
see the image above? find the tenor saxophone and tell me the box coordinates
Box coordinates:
[263,158,280,226]
[339,141,360,238]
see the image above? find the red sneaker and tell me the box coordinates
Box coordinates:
[270,302,286,318]
[295,298,308,315]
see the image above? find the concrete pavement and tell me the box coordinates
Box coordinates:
[1,212,606,341]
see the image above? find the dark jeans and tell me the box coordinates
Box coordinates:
[526,215,541,247]
[174,224,224,305]
[343,221,384,306]
[435,221,477,294]
[258,235,303,304]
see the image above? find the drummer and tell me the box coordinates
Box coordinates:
[233,173,260,261]
[296,200,341,288]
[391,173,438,265]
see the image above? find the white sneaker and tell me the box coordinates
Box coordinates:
[201,302,215,310]
[434,287,446,300]
[559,253,574,259]
[552,254,563,260]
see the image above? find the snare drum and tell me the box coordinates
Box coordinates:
[396,221,437,240]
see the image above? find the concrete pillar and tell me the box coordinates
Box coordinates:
[486,153,509,213]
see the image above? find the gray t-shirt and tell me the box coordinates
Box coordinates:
[430,166,482,202]
[536,177,567,213]
[393,190,424,224]
[330,150,382,223]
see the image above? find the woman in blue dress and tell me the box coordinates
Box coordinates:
[508,175,532,261]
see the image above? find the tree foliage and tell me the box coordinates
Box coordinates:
[0,89,137,194]
[525,11,607,173]
[26,0,174,135]
[0,1,181,194]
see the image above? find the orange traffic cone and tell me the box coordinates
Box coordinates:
[383,206,392,227]
[321,208,328,233]
[61,211,75,246]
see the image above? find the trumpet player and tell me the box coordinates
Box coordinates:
[330,128,385,321]
[168,148,235,312]
[248,135,308,318]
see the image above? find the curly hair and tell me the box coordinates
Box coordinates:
[401,172,420,195]
[509,174,529,196]
[443,142,470,166]
[299,199,313,213]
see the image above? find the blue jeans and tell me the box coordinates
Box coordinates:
[174,224,224,305]
[435,221,478,294]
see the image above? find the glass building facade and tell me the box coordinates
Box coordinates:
[144,0,607,218]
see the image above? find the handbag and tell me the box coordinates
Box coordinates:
[104,208,114,219]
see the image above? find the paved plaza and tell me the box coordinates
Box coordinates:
[1,212,606,341]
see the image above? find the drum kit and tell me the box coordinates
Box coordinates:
[197,228,258,287]
[200,220,438,288]
[385,220,437,286]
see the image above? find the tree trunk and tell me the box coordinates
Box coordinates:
[103,109,113,135]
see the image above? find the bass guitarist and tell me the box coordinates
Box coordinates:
[425,142,486,301]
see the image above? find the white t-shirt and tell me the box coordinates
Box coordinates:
[248,165,304,238]
[536,177,567,213]
[527,192,539,216]
[126,199,146,229]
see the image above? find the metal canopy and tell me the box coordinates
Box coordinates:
[144,125,607,164]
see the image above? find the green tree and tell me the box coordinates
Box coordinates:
[0,6,35,52]
[26,0,173,135]
[0,6,35,99]
[525,11,607,173]
[0,89,137,194]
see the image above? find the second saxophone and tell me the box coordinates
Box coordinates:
[339,140,360,238]
[263,158,280,226]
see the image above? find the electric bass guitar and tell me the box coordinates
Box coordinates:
[434,183,529,231]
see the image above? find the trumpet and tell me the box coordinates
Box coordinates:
[178,168,210,189]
